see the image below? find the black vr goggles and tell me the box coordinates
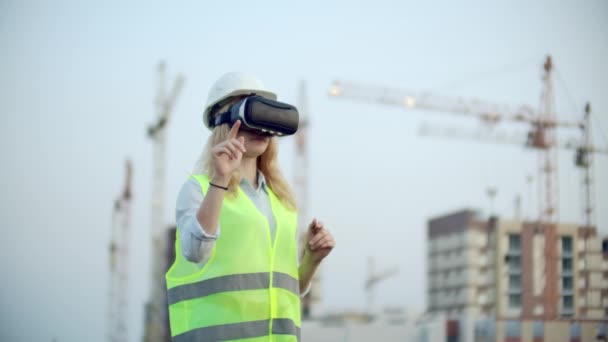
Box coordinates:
[211,95,299,136]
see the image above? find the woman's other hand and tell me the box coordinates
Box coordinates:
[305,218,335,264]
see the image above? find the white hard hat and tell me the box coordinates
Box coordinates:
[203,72,277,129]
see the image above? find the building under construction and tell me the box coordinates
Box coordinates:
[426,209,607,342]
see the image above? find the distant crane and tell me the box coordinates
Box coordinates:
[365,257,398,317]
[107,160,133,342]
[294,80,323,318]
[486,187,497,216]
[576,104,602,229]
[144,62,184,342]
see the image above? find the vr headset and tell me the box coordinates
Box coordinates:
[210,95,299,136]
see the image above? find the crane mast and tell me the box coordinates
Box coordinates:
[144,62,184,342]
[107,160,133,342]
[295,80,322,318]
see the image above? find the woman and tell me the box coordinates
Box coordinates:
[166,72,335,341]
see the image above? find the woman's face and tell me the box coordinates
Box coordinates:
[237,127,271,158]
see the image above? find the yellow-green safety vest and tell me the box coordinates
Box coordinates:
[166,174,301,341]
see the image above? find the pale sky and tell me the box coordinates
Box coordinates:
[1,1,607,341]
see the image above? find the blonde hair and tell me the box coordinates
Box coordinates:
[193,98,297,211]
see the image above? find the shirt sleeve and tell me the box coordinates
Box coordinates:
[297,232,312,297]
[175,177,220,264]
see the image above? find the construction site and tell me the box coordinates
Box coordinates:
[4,2,608,342]
[103,53,608,342]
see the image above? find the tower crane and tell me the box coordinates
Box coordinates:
[294,80,322,319]
[328,56,604,228]
[144,62,184,342]
[107,160,133,342]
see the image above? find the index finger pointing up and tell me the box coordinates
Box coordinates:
[228,120,241,139]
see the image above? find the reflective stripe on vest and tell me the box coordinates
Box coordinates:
[173,319,300,342]
[166,174,301,341]
[168,272,300,305]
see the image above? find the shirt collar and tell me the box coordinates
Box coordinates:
[239,170,268,193]
[257,171,268,192]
